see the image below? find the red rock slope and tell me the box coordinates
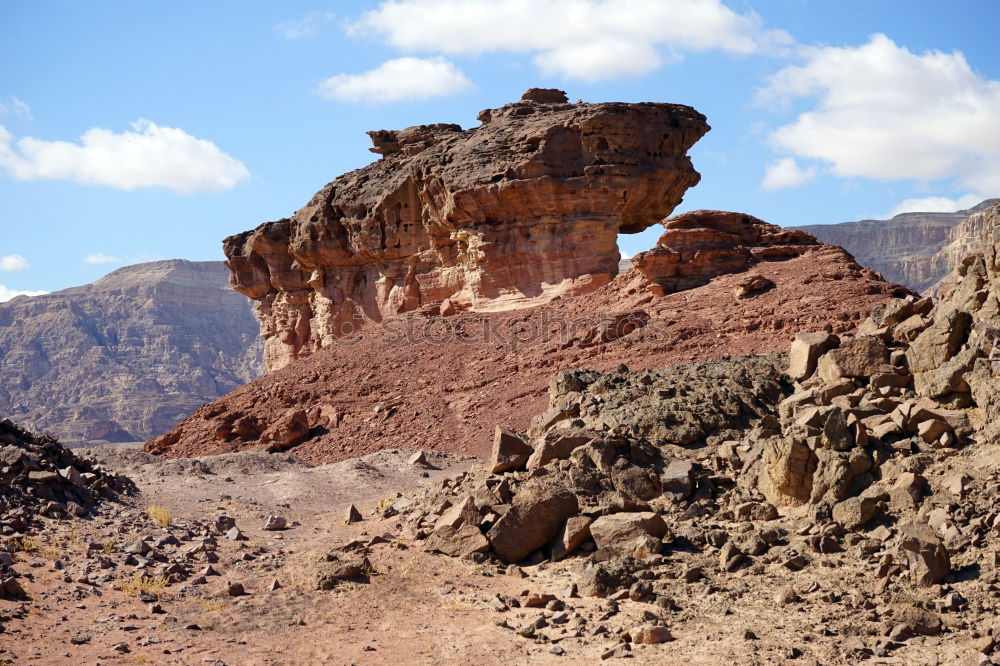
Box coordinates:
[147,212,911,465]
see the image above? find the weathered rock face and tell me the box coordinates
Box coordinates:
[224,89,710,370]
[0,261,264,444]
[795,199,998,293]
[631,210,817,295]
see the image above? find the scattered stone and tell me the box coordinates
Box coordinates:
[263,515,287,531]
[631,625,673,644]
[345,504,363,524]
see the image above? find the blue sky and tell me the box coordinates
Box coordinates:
[2,1,999,299]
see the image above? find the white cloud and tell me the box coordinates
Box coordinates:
[318,56,473,104]
[275,10,336,39]
[759,34,1000,194]
[0,96,32,120]
[886,194,985,218]
[761,157,816,190]
[84,253,121,265]
[0,120,250,193]
[348,0,792,81]
[0,254,29,271]
[0,285,48,302]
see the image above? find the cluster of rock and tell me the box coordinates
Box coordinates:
[0,420,134,531]
[224,89,710,370]
[631,210,818,296]
[0,419,136,600]
[354,203,1000,655]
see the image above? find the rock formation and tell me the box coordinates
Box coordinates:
[0,260,264,444]
[631,210,819,295]
[148,230,905,464]
[224,89,710,371]
[796,199,997,292]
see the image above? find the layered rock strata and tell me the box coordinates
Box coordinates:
[224,89,710,371]
[631,210,819,295]
[796,199,998,292]
[0,260,264,443]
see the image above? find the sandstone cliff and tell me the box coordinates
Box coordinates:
[795,199,997,293]
[224,89,710,371]
[0,260,264,443]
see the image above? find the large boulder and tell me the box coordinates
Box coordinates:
[788,331,839,382]
[486,477,579,563]
[589,512,669,554]
[899,522,951,587]
[490,427,532,474]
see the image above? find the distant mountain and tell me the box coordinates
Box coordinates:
[0,260,264,444]
[794,198,998,293]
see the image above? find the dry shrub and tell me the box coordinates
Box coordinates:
[146,505,172,527]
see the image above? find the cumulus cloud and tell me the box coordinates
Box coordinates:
[759,34,1000,194]
[0,285,48,302]
[0,96,32,120]
[275,10,336,39]
[761,157,816,190]
[0,254,29,271]
[0,120,250,193]
[886,194,986,218]
[318,56,473,104]
[348,0,791,81]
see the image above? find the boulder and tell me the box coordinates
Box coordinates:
[434,495,480,532]
[816,336,890,381]
[526,428,597,470]
[831,495,880,530]
[260,409,309,451]
[660,458,695,501]
[889,472,927,512]
[899,523,950,587]
[577,557,649,598]
[788,332,839,381]
[589,512,669,554]
[423,525,489,558]
[550,516,593,561]
[490,427,533,474]
[486,478,579,563]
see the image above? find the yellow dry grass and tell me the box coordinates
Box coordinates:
[117,574,169,600]
[146,505,172,527]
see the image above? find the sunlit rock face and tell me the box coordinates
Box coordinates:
[224,89,710,371]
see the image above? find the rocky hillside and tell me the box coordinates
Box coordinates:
[796,199,997,293]
[0,260,264,444]
[147,210,908,464]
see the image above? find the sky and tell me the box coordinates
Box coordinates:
[2,1,999,300]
